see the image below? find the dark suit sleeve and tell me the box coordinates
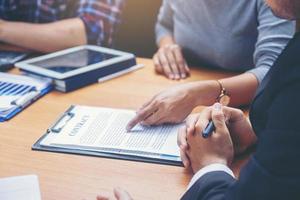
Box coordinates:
[181,82,300,200]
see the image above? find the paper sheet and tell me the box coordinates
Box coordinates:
[0,175,41,200]
[42,106,182,158]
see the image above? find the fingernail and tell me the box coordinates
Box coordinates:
[181,73,186,78]
[214,103,222,111]
[169,74,174,79]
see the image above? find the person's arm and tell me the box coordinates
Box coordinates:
[184,73,259,107]
[181,82,300,200]
[248,0,295,83]
[0,18,87,53]
[155,0,174,47]
[153,0,190,79]
[0,0,124,53]
[218,0,296,106]
[126,73,258,131]
[75,0,125,47]
[215,1,296,106]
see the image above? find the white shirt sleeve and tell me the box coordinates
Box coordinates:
[187,163,236,190]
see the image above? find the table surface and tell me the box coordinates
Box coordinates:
[0,58,250,200]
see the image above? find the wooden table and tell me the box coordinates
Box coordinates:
[0,58,249,200]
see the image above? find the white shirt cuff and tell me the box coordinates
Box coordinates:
[187,163,235,190]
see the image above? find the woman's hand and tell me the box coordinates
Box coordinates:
[153,42,190,80]
[126,81,220,131]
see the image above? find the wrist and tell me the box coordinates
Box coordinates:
[159,35,176,47]
[193,158,230,173]
[188,163,235,190]
[191,80,221,106]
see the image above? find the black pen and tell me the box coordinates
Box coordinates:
[202,120,215,138]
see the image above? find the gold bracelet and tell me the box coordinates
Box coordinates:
[215,80,230,106]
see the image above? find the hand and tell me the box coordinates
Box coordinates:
[126,81,220,131]
[153,43,190,80]
[178,103,257,172]
[177,114,199,169]
[186,103,235,173]
[97,187,132,200]
[192,104,257,155]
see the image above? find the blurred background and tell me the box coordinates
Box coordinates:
[114,0,161,58]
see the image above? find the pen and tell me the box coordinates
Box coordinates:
[98,64,145,83]
[202,120,215,138]
[201,80,230,138]
[11,88,38,108]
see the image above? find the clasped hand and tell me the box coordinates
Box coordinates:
[178,103,257,173]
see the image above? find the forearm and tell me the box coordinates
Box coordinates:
[189,73,258,107]
[0,43,30,52]
[0,18,87,53]
[220,73,258,107]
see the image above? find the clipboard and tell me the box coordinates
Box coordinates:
[32,106,183,167]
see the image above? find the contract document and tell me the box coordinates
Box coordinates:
[38,105,182,163]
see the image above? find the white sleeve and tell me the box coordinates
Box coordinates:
[187,163,236,190]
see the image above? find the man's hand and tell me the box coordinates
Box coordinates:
[97,187,132,200]
[153,43,190,80]
[190,104,257,155]
[186,103,234,173]
[178,103,257,172]
[126,81,220,131]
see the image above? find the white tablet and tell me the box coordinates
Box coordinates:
[15,45,135,80]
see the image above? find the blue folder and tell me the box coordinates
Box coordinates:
[0,73,53,122]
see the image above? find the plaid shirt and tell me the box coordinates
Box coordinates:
[0,0,125,46]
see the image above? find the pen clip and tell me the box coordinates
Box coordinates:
[11,87,39,108]
[50,112,75,133]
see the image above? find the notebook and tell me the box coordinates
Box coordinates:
[0,72,53,122]
[33,105,183,166]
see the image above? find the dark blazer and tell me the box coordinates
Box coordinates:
[181,32,300,200]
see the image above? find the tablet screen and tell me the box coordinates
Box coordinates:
[30,49,118,74]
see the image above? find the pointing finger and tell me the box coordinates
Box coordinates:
[126,102,158,131]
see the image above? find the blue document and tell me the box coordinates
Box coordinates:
[0,73,53,122]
